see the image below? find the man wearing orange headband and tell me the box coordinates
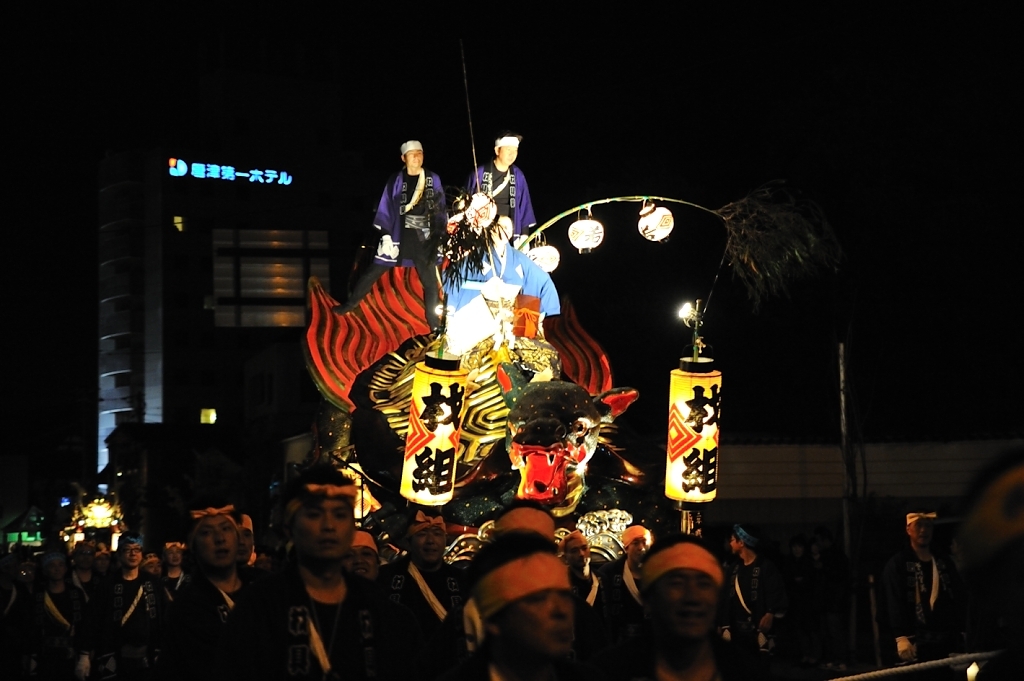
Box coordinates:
[594,534,758,681]
[560,530,607,613]
[216,466,422,680]
[443,533,584,681]
[379,509,465,642]
[881,507,966,670]
[162,501,247,680]
[598,524,653,643]
[161,541,190,601]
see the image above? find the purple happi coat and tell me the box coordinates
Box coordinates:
[372,170,445,267]
[465,164,537,237]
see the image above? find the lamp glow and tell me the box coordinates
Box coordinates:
[678,302,693,320]
[401,354,469,506]
[638,202,674,241]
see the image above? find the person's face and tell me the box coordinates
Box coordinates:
[43,559,67,583]
[907,519,934,548]
[120,545,143,569]
[142,560,161,577]
[342,546,379,581]
[288,498,355,562]
[164,548,183,567]
[626,536,650,570]
[564,540,590,572]
[193,517,240,571]
[408,525,446,569]
[728,535,744,555]
[646,568,720,641]
[93,553,110,573]
[237,527,255,563]
[791,543,805,559]
[402,150,424,174]
[73,548,95,569]
[254,553,273,572]
[488,588,575,660]
[495,145,518,167]
[810,543,821,560]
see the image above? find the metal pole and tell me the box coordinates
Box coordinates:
[868,575,882,668]
[839,342,857,662]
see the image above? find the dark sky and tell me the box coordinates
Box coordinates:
[9,11,1021,449]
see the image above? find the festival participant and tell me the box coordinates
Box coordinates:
[237,514,256,568]
[87,532,165,679]
[598,524,653,643]
[161,503,249,681]
[560,530,606,613]
[721,523,788,675]
[336,140,445,329]
[27,551,90,680]
[341,530,380,582]
[1,551,29,678]
[465,132,537,243]
[70,540,100,603]
[594,534,762,681]
[956,448,1023,681]
[141,553,161,578]
[161,541,190,601]
[439,532,586,681]
[379,510,464,642]
[881,509,966,678]
[215,465,422,680]
[93,544,112,580]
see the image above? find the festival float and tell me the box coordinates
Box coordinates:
[303,183,839,559]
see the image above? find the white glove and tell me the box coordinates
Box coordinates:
[896,636,916,662]
[74,653,91,681]
[720,627,732,642]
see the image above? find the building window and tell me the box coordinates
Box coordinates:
[200,409,217,424]
[173,216,187,232]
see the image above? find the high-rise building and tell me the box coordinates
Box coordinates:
[96,68,364,474]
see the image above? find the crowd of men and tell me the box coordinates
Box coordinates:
[1,449,1020,680]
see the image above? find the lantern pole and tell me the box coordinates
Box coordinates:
[518,195,722,251]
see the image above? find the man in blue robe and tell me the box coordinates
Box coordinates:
[336,140,445,328]
[465,132,536,242]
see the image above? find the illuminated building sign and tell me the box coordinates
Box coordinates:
[168,157,293,185]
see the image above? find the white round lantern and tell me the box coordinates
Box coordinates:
[638,203,674,241]
[466,193,498,231]
[568,217,605,253]
[527,244,560,272]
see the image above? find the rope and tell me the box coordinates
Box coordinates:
[459,40,480,194]
[830,651,1003,681]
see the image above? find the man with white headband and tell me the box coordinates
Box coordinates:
[216,466,422,680]
[465,131,537,242]
[881,507,965,670]
[560,530,607,614]
[341,530,380,582]
[440,533,585,681]
[336,140,446,329]
[594,534,759,681]
[378,509,465,643]
[86,531,166,679]
[598,524,653,643]
[721,523,787,672]
[161,501,248,680]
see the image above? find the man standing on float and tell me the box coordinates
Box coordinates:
[336,140,445,329]
[466,132,536,244]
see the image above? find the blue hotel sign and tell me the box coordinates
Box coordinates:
[168,157,293,185]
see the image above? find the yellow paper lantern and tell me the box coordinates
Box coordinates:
[666,358,722,502]
[401,354,469,506]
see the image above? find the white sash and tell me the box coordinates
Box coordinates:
[308,616,333,677]
[407,563,448,621]
[585,574,600,607]
[400,172,426,215]
[929,559,939,610]
[487,170,511,198]
[121,583,144,627]
[623,564,642,605]
[734,570,752,614]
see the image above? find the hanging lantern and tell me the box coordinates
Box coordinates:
[638,201,674,242]
[527,244,560,272]
[665,357,722,502]
[401,354,469,506]
[568,208,604,253]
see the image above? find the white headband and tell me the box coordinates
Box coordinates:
[907,512,937,526]
[494,136,521,149]
[401,140,423,155]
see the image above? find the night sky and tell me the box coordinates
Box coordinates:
[9,12,1021,455]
